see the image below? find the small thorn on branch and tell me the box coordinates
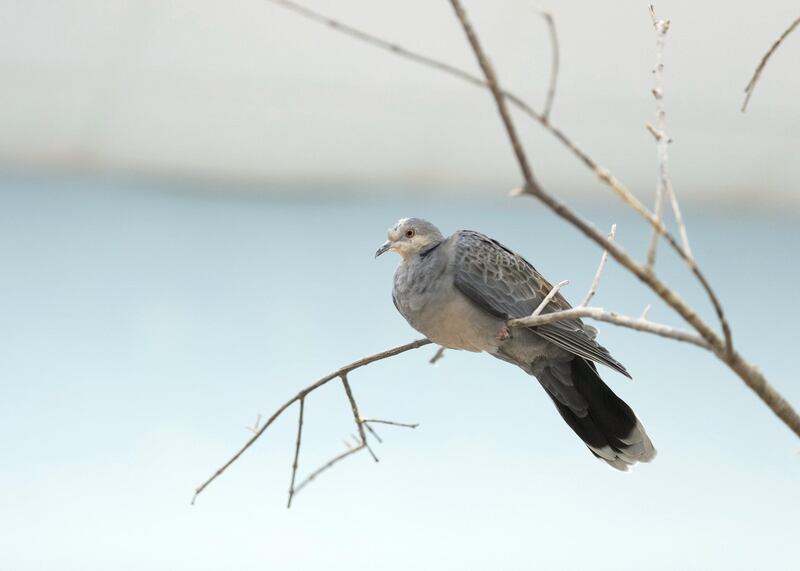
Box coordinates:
[429,346,446,364]
[645,123,671,143]
[245,414,262,434]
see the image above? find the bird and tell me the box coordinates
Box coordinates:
[375,217,656,471]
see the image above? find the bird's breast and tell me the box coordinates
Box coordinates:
[393,263,504,353]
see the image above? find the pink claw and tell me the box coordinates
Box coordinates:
[495,326,511,341]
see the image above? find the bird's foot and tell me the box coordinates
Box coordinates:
[495,326,511,341]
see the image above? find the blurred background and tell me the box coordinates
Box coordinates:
[1,1,798,570]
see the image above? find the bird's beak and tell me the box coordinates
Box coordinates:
[375,240,392,258]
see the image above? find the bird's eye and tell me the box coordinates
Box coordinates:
[405,229,415,238]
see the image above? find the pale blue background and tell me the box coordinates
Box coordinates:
[1,173,798,570]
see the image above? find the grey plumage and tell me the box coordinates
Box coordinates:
[378,217,656,471]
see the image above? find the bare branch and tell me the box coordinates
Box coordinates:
[449,0,797,435]
[264,0,729,348]
[580,224,616,307]
[539,12,560,122]
[286,397,305,508]
[742,16,800,112]
[191,338,430,505]
[510,307,709,349]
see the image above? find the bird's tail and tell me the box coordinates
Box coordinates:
[547,357,656,471]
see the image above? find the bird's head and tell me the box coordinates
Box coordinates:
[375,218,444,261]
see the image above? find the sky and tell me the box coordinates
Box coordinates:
[1,0,799,206]
[0,174,798,570]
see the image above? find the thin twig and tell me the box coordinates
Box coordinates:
[580,224,616,307]
[362,419,420,429]
[530,280,569,317]
[286,397,305,508]
[742,16,800,112]
[429,346,446,364]
[191,338,430,504]
[665,179,692,260]
[647,6,694,266]
[364,422,383,443]
[645,5,672,270]
[539,11,559,122]
[510,307,709,349]
[293,444,366,495]
[341,373,379,462]
[640,304,652,320]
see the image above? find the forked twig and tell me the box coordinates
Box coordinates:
[515,227,704,348]
[191,338,430,505]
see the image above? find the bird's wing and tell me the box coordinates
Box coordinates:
[452,230,631,378]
